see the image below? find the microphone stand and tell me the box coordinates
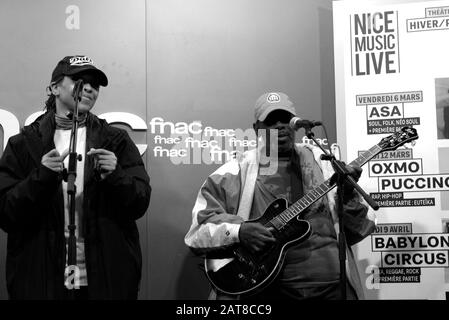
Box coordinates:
[63,79,84,297]
[303,125,378,300]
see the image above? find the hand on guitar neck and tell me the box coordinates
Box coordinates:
[238,222,276,254]
[329,161,363,199]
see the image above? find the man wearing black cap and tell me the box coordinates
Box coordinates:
[185,92,375,300]
[0,55,151,299]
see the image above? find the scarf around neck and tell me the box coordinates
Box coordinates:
[55,112,87,130]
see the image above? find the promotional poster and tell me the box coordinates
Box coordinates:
[334,0,449,299]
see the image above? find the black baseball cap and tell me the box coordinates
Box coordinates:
[50,55,108,87]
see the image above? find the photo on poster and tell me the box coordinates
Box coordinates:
[438,147,449,211]
[435,78,449,139]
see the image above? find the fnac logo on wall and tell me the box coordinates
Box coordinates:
[0,110,148,156]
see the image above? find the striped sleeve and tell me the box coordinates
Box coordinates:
[184,160,245,256]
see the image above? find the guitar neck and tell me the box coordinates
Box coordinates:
[274,144,383,225]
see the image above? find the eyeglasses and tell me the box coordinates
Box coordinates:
[262,110,293,126]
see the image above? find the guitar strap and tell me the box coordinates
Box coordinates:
[289,150,304,204]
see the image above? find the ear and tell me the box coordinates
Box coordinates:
[50,82,60,96]
[254,121,267,136]
[253,122,259,136]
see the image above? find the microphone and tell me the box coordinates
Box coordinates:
[66,112,73,120]
[289,117,322,130]
[71,79,84,101]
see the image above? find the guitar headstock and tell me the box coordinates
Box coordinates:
[378,126,419,152]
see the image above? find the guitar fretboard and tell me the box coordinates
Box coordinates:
[271,144,383,227]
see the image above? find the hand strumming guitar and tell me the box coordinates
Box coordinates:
[239,222,276,253]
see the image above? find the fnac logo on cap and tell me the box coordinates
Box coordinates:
[267,93,281,103]
[69,56,94,66]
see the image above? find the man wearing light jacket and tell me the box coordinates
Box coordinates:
[185,92,375,300]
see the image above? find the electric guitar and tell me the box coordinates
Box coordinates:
[204,126,418,296]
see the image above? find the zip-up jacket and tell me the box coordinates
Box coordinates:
[0,111,151,299]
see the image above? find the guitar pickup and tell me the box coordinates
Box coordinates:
[267,219,284,231]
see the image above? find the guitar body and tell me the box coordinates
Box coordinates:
[205,198,312,296]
